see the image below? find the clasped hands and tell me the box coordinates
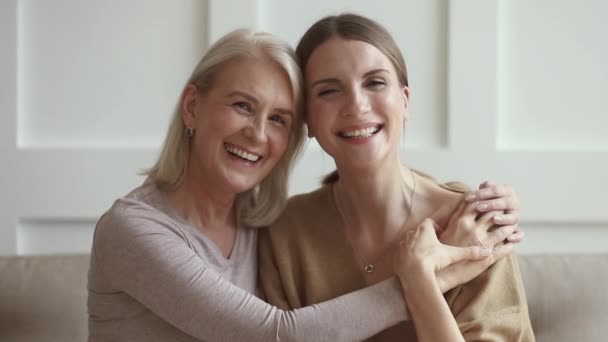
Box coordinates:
[394,181,522,293]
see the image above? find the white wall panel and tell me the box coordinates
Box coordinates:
[17,0,207,148]
[0,0,209,255]
[17,219,95,255]
[497,0,608,149]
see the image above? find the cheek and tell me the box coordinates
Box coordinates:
[269,129,290,157]
[306,101,334,134]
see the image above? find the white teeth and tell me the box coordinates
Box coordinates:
[225,145,260,162]
[342,126,380,138]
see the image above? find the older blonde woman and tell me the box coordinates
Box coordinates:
[87,29,501,342]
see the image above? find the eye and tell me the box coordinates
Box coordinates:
[269,114,286,126]
[366,78,386,89]
[231,101,253,114]
[317,88,338,97]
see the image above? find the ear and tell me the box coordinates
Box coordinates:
[402,86,411,122]
[181,84,199,129]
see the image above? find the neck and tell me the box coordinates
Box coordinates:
[333,157,416,243]
[168,168,237,232]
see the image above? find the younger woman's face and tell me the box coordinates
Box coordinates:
[304,37,409,171]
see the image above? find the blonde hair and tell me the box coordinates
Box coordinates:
[144,29,306,228]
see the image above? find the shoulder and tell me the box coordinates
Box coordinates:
[272,185,332,228]
[93,191,185,255]
[262,185,334,243]
[414,171,468,224]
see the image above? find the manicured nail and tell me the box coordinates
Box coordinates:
[480,247,493,256]
[493,215,502,223]
[477,203,488,210]
[465,193,476,201]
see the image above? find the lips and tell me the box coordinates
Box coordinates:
[224,143,262,162]
[338,124,382,139]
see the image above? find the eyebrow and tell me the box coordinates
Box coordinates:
[227,91,294,117]
[309,68,390,89]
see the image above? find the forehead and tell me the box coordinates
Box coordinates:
[305,38,393,80]
[211,57,295,104]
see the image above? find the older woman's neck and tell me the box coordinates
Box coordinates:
[169,174,237,231]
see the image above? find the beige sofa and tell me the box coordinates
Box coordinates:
[1,254,606,341]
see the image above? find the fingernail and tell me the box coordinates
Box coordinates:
[477,203,488,210]
[493,215,502,223]
[480,247,493,256]
[465,193,476,201]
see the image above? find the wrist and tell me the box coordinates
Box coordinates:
[398,264,436,292]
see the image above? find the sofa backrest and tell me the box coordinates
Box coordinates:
[518,254,608,342]
[1,254,607,342]
[0,254,89,342]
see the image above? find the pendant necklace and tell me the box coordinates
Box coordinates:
[334,168,416,273]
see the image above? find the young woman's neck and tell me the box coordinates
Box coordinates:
[333,155,415,239]
[168,167,237,232]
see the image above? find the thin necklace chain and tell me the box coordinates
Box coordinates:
[334,168,417,273]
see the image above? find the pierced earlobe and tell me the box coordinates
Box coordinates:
[186,127,195,137]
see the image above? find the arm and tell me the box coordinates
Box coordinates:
[448,254,535,341]
[93,206,407,342]
[394,219,494,342]
[395,219,534,342]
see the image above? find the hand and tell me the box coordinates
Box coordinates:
[393,218,492,286]
[464,181,524,243]
[434,181,524,292]
[439,200,517,249]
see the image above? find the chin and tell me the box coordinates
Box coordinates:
[226,178,260,195]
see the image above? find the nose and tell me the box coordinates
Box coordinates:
[243,117,267,144]
[341,87,371,117]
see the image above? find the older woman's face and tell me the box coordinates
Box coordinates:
[304,37,409,171]
[183,57,294,194]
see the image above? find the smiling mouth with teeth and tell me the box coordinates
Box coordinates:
[339,125,382,139]
[224,144,261,162]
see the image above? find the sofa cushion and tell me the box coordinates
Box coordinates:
[518,254,608,342]
[1,253,606,342]
[0,254,89,342]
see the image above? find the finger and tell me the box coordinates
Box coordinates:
[475,196,518,213]
[507,230,525,243]
[477,210,504,225]
[478,180,493,189]
[419,218,439,241]
[465,182,505,202]
[488,224,517,246]
[492,212,519,225]
[433,222,445,237]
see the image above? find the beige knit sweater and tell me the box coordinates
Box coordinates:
[259,184,535,341]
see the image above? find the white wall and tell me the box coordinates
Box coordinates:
[1,0,607,256]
